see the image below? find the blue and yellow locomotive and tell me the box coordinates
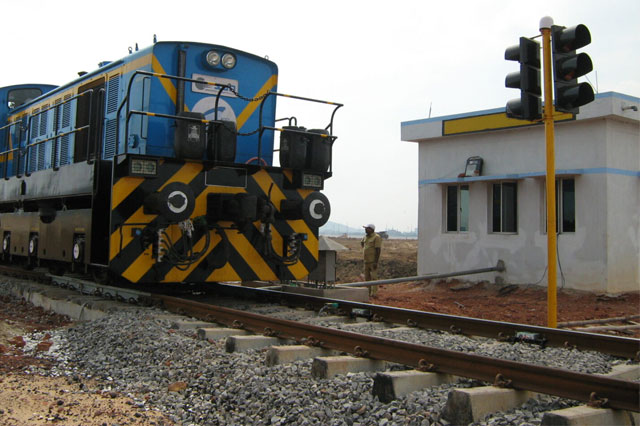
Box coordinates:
[0,41,340,285]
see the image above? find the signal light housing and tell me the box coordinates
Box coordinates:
[504,37,542,121]
[552,24,595,114]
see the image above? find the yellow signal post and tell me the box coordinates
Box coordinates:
[540,16,557,328]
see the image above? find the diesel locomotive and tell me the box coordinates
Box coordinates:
[0,41,340,285]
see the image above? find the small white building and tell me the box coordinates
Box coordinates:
[401,92,639,293]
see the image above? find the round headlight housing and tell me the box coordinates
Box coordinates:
[221,53,236,69]
[205,50,220,67]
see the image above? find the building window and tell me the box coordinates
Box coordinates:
[446,184,469,232]
[559,179,575,232]
[491,181,517,233]
[545,178,575,233]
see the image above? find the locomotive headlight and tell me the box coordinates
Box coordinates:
[221,53,236,69]
[205,50,221,67]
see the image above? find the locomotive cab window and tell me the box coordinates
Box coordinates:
[7,88,42,109]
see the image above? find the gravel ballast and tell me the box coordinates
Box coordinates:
[9,297,633,425]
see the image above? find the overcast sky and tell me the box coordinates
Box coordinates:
[2,0,638,232]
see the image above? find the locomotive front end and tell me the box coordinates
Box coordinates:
[109,42,341,284]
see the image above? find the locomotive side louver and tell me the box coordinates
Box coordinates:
[103,75,120,159]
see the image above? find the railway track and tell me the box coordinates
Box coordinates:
[15,265,637,360]
[207,282,640,359]
[1,265,639,421]
[559,315,640,335]
[158,294,639,413]
[4,263,640,348]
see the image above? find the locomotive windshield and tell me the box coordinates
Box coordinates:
[7,88,42,109]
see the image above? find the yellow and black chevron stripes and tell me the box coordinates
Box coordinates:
[109,159,320,284]
[151,53,277,131]
[250,169,318,274]
[151,55,178,107]
[236,75,278,130]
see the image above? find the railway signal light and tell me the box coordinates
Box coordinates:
[505,37,542,121]
[551,24,594,114]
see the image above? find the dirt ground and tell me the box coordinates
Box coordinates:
[0,238,638,424]
[0,296,175,426]
[333,237,640,334]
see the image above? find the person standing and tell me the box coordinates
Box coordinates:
[361,224,382,296]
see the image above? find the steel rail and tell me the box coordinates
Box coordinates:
[157,295,640,412]
[211,283,640,360]
[0,265,51,282]
[0,264,635,360]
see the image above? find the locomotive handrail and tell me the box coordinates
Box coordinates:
[275,117,298,127]
[118,70,341,167]
[0,144,20,158]
[18,126,90,149]
[51,101,61,171]
[259,125,337,173]
[86,87,105,166]
[22,89,94,177]
[1,147,18,180]
[260,125,338,140]
[23,91,87,120]
[84,89,96,165]
[256,91,342,168]
[0,120,20,131]
[259,91,343,134]
[127,110,208,123]
[0,120,20,180]
[3,126,91,177]
[117,70,233,156]
[1,149,13,181]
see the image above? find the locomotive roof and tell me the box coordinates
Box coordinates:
[4,41,277,116]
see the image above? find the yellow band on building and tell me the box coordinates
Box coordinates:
[443,110,573,136]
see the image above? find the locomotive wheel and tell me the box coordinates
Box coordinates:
[2,234,9,257]
[28,235,38,256]
[26,235,39,269]
[72,238,85,263]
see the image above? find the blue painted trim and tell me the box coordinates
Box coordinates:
[402,92,640,128]
[594,91,640,103]
[419,167,640,186]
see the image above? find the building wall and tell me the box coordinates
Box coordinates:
[411,95,639,293]
[604,118,640,292]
